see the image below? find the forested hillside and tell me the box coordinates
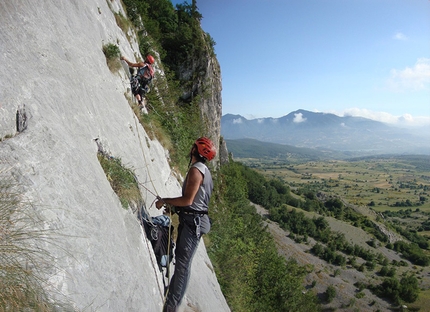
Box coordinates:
[226,155,430,310]
[208,159,320,311]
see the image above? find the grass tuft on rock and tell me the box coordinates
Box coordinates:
[97,153,142,209]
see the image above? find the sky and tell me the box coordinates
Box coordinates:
[171,0,430,127]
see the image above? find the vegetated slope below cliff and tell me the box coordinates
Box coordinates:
[0,1,229,311]
[253,203,430,311]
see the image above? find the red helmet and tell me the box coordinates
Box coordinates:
[145,55,155,64]
[195,137,216,161]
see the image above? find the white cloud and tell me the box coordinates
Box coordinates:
[233,118,242,124]
[339,108,430,127]
[387,58,430,91]
[244,114,258,120]
[393,32,407,40]
[396,114,430,127]
[293,113,307,123]
[257,118,264,124]
[343,108,397,123]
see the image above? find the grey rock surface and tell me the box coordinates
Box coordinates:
[0,1,229,311]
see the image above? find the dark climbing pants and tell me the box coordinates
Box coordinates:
[163,214,210,312]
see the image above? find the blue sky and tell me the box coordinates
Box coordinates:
[171,0,430,126]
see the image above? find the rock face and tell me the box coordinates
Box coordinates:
[0,1,229,311]
[196,49,222,159]
[177,37,222,163]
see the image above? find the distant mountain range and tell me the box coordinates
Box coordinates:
[221,110,430,155]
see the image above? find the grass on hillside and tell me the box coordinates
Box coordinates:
[409,288,430,311]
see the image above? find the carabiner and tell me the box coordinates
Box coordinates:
[194,216,201,239]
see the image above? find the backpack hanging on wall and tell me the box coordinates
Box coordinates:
[142,214,174,270]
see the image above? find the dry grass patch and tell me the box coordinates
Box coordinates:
[0,177,62,310]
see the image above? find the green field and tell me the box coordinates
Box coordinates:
[252,157,430,212]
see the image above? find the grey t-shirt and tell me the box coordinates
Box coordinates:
[183,161,213,213]
[182,162,213,234]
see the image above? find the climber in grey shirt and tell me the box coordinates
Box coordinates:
[156,137,217,312]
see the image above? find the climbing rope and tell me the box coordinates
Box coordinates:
[137,169,173,308]
[131,109,174,309]
[132,112,158,196]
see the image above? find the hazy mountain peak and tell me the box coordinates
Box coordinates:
[221,110,430,155]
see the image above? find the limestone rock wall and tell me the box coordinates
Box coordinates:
[177,40,222,165]
[0,1,229,311]
[200,52,223,162]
